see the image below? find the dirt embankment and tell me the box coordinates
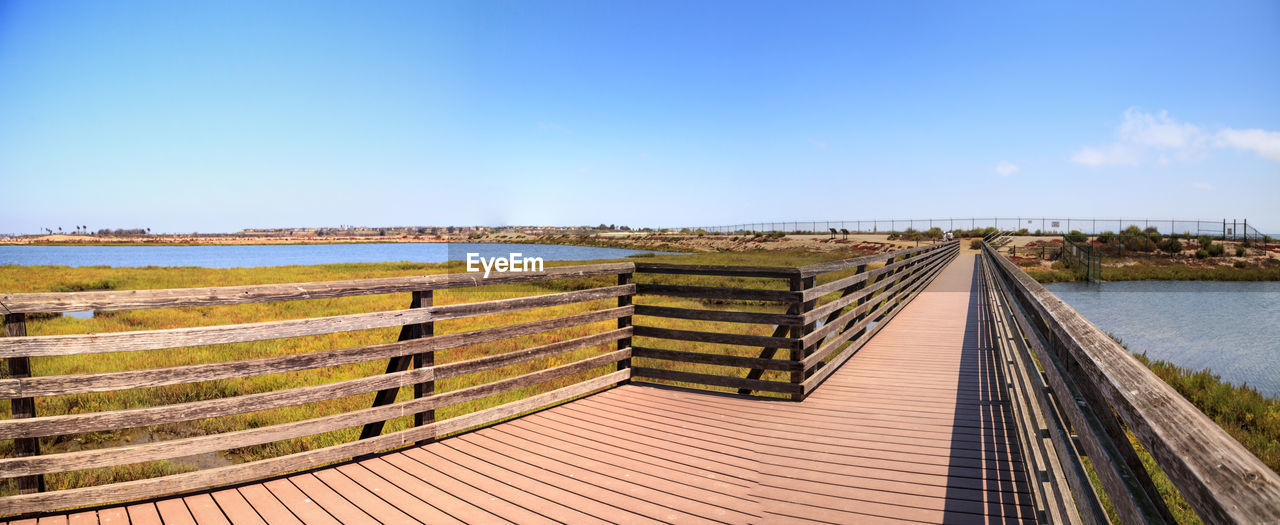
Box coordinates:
[2,232,938,253]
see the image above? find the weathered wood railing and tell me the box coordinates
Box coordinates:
[0,263,635,516]
[980,242,1280,524]
[0,243,964,517]
[631,241,960,400]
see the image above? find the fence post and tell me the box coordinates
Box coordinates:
[790,275,816,401]
[6,312,45,494]
[411,290,435,445]
[361,290,432,441]
[617,270,634,384]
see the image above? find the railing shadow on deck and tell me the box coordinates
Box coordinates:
[0,242,959,518]
[944,255,1034,523]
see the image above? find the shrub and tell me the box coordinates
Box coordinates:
[1157,238,1182,254]
[1236,246,1246,257]
[1015,228,1029,236]
[768,231,785,239]
[1123,235,1157,252]
[1234,260,1248,268]
[1207,243,1226,257]
[1198,235,1213,250]
[1195,249,1208,259]
[1064,230,1088,243]
[1096,231,1115,244]
[970,239,983,250]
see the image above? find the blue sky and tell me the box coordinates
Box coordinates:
[1,1,1277,233]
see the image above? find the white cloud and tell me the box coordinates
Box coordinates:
[1070,145,1140,167]
[1215,128,1280,162]
[1072,108,1280,166]
[995,161,1020,176]
[1192,182,1214,190]
[1116,108,1206,150]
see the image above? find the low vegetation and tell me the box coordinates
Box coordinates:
[1024,259,1280,283]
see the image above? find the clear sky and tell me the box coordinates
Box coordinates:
[1,1,1277,233]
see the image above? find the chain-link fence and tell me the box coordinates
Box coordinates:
[691,218,1272,239]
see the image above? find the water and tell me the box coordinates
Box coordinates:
[1046,281,1280,398]
[0,243,661,269]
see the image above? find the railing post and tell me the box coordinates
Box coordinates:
[790,276,816,401]
[5,312,45,494]
[617,270,634,384]
[411,290,434,445]
[360,289,433,441]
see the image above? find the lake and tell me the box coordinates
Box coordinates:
[1046,280,1280,398]
[0,243,662,268]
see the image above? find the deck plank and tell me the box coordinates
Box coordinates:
[208,489,266,525]
[122,503,161,525]
[235,485,303,525]
[183,494,229,525]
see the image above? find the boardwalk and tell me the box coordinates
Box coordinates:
[10,254,1034,524]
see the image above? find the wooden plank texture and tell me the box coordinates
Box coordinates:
[0,263,634,313]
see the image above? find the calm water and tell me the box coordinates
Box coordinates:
[0,243,661,268]
[1046,281,1280,398]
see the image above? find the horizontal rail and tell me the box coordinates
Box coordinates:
[0,325,630,401]
[0,308,632,439]
[983,244,1280,523]
[632,325,801,349]
[632,304,804,326]
[0,263,634,314]
[634,283,801,303]
[795,242,949,277]
[0,370,628,517]
[0,350,630,478]
[0,284,633,359]
[800,243,951,302]
[800,246,953,324]
[631,346,801,371]
[633,262,800,278]
[630,367,800,395]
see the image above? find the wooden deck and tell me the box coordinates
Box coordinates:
[10,254,1035,524]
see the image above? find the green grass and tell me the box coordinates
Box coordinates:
[1130,352,1280,472]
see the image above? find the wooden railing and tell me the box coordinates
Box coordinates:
[980,242,1280,524]
[631,241,960,399]
[0,263,636,516]
[0,243,961,517]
